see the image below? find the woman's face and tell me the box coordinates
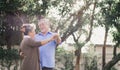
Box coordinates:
[29,30,36,38]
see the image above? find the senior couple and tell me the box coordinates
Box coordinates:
[20,18,61,70]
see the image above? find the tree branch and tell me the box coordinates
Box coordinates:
[103,53,120,70]
[72,33,78,43]
[85,1,97,42]
[113,43,119,57]
[61,2,92,42]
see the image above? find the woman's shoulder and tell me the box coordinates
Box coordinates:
[21,36,34,46]
[23,36,33,42]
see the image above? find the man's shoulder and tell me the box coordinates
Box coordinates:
[34,34,39,37]
[48,32,57,35]
[35,32,42,36]
[34,34,41,40]
[35,32,56,37]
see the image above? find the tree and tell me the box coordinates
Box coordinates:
[71,1,97,70]
[103,1,120,70]
[0,0,58,48]
[98,0,120,70]
[98,0,116,69]
[47,0,97,70]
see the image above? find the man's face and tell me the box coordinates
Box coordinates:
[39,23,49,33]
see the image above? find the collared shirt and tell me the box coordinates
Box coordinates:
[35,32,57,68]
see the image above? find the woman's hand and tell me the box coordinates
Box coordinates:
[20,52,24,59]
[52,33,61,44]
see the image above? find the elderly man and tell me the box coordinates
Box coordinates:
[35,18,61,70]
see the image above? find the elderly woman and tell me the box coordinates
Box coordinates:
[20,24,56,70]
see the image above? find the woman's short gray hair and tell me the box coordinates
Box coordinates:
[38,18,50,26]
[23,24,36,35]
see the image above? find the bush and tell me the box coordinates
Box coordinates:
[84,54,98,70]
[0,47,20,70]
[111,67,117,70]
[83,46,99,70]
[55,47,74,70]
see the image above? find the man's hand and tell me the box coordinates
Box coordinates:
[49,33,61,44]
[53,33,61,44]
[53,33,58,38]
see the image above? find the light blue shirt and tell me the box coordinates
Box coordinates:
[35,32,57,68]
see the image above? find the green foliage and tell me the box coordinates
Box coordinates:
[112,1,120,45]
[98,0,120,29]
[0,47,20,70]
[0,0,50,15]
[82,44,99,70]
[98,0,115,27]
[98,0,120,69]
[55,47,74,70]
[0,0,56,47]
[111,67,117,70]
[0,47,20,61]
[74,42,85,49]
[0,0,23,12]
[84,51,98,70]
[112,31,120,44]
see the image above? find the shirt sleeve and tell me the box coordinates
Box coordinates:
[26,38,41,48]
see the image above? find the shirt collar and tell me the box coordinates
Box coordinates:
[38,31,52,36]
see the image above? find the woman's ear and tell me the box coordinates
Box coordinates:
[20,27,25,32]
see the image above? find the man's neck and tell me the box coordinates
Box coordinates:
[41,31,49,35]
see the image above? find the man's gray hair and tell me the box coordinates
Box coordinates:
[38,18,51,26]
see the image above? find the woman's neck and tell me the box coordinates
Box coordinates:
[28,34,34,39]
